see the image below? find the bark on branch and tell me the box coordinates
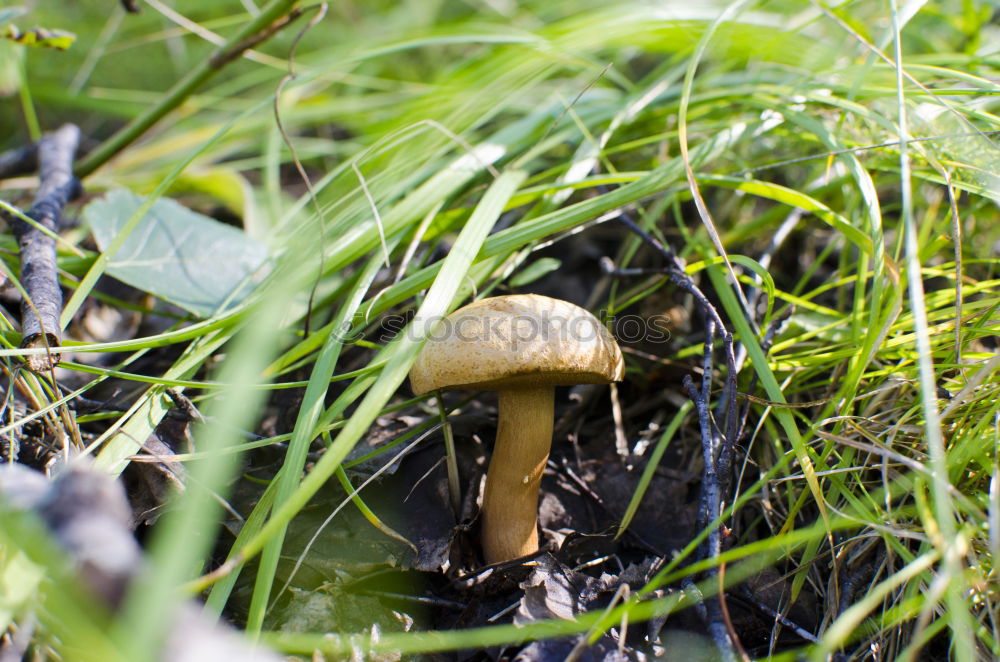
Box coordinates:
[612,211,743,662]
[14,124,81,372]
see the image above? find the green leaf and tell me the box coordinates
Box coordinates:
[509,257,561,287]
[82,190,270,318]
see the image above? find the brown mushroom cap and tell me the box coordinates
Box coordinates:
[410,294,623,394]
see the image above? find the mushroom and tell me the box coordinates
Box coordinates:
[409,294,623,564]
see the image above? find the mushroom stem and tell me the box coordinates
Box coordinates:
[481,386,555,564]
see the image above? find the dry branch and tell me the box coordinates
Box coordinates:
[14,123,81,372]
[0,462,284,662]
[614,211,742,661]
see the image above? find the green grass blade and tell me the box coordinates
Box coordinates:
[112,296,287,662]
[888,1,974,655]
[245,251,386,632]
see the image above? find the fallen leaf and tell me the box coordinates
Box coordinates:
[83,189,269,317]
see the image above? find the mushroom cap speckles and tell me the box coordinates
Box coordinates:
[409,294,624,394]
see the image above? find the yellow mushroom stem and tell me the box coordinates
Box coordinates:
[480,385,555,564]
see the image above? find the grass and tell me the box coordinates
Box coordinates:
[1,0,999,659]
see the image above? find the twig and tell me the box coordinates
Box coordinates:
[683,343,738,661]
[209,7,305,69]
[13,124,81,372]
[736,585,819,643]
[0,463,283,661]
[165,387,206,423]
[615,210,742,661]
[682,574,739,662]
[616,214,731,336]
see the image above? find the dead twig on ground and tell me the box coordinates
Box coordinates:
[12,124,81,372]
[612,210,742,661]
[0,463,284,661]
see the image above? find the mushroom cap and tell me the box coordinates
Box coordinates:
[409,294,624,394]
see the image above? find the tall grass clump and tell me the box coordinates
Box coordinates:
[0,1,998,660]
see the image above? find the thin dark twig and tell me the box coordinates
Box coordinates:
[0,143,38,180]
[683,330,737,662]
[616,214,730,334]
[615,211,739,524]
[165,387,207,423]
[615,209,742,661]
[208,7,306,69]
[687,320,718,565]
[12,124,81,372]
[736,586,819,643]
[718,331,738,496]
[615,214,679,264]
